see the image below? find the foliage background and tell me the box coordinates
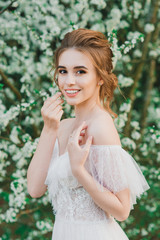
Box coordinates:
[0,0,160,239]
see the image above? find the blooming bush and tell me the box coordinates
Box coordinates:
[0,0,160,239]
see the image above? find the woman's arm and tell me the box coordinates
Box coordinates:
[27,92,64,198]
[27,126,57,198]
[74,167,130,222]
[67,118,131,222]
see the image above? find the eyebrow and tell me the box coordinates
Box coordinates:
[57,65,88,70]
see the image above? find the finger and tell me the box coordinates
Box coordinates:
[56,109,64,121]
[44,92,62,107]
[42,98,64,115]
[80,128,87,136]
[80,132,85,136]
[52,105,65,117]
[69,122,88,146]
[78,135,83,141]
[74,121,87,140]
[47,98,64,112]
[45,92,62,104]
[84,136,93,151]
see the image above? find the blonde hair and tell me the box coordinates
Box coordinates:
[53,28,119,119]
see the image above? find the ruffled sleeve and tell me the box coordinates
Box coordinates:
[85,145,150,210]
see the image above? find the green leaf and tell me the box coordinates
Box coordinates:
[34,89,40,94]
[0,83,4,90]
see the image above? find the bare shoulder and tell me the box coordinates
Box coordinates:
[88,111,121,146]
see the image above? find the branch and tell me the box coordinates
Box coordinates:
[123,0,159,138]
[0,136,24,147]
[16,207,40,219]
[0,68,22,100]
[0,0,17,15]
[138,23,160,143]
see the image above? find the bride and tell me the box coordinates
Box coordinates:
[27,28,150,240]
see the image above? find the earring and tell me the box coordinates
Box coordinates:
[98,82,102,86]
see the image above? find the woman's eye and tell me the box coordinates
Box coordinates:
[58,69,67,74]
[77,70,86,74]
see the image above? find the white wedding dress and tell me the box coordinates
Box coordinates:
[45,138,150,240]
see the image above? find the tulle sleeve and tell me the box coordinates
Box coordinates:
[85,145,150,210]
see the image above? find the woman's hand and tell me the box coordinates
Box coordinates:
[67,121,93,176]
[41,92,64,131]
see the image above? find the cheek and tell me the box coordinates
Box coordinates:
[57,77,64,88]
[83,75,98,88]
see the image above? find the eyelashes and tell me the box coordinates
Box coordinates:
[77,70,86,74]
[58,69,67,74]
[58,70,86,75]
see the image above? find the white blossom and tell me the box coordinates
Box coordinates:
[119,20,129,29]
[106,8,121,32]
[144,23,155,33]
[141,228,148,236]
[69,12,78,23]
[131,39,137,44]
[36,219,53,233]
[120,102,131,112]
[114,113,128,130]
[10,179,25,194]
[9,126,21,144]
[122,55,131,63]
[0,106,20,131]
[118,74,134,87]
[121,137,136,150]
[149,50,159,58]
[12,169,26,178]
[90,0,106,9]
[133,2,142,19]
[9,192,26,209]
[91,23,105,33]
[133,49,142,58]
[5,208,19,223]
[140,143,148,157]
[121,0,128,15]
[131,121,140,130]
[131,130,141,140]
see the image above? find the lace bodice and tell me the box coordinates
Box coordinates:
[45,138,150,222]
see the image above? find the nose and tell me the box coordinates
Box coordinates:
[65,73,76,85]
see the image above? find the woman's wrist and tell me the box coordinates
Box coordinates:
[42,125,58,134]
[41,125,58,140]
[72,166,88,181]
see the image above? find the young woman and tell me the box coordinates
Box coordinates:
[27,28,150,240]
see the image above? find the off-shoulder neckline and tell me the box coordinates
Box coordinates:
[56,137,122,158]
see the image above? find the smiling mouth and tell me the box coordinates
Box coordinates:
[65,89,81,97]
[65,90,81,94]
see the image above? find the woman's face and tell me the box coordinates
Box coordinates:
[57,48,101,106]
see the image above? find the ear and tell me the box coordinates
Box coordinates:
[101,80,104,85]
[98,79,104,86]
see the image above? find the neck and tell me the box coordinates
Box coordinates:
[73,95,103,123]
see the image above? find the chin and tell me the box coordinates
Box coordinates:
[65,98,81,105]
[66,100,78,106]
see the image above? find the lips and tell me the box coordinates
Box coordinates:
[65,89,81,91]
[65,89,81,97]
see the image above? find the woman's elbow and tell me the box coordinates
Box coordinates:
[27,185,47,198]
[28,191,41,198]
[117,210,130,222]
